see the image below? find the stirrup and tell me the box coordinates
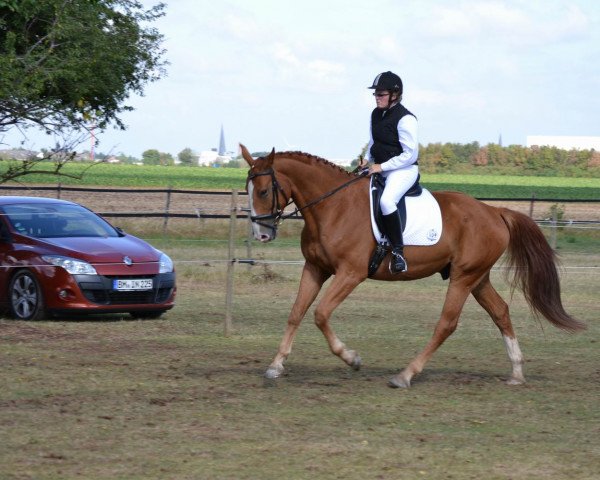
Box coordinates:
[389,250,407,274]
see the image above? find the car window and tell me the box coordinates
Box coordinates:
[0,203,120,238]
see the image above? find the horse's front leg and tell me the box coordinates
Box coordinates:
[265,263,330,379]
[313,271,365,371]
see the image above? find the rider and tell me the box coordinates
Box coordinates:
[360,71,419,274]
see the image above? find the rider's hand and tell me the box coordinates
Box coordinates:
[368,164,383,175]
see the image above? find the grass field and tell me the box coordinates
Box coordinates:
[1,236,598,479]
[3,162,600,199]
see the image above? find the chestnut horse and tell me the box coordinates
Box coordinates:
[241,145,585,388]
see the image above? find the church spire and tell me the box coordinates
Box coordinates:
[218,125,226,156]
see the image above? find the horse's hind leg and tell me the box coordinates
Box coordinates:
[471,274,525,385]
[389,278,473,388]
[265,263,330,379]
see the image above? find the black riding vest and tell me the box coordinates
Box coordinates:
[370,103,416,164]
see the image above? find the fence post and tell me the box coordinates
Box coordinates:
[195,207,205,229]
[162,186,172,235]
[550,207,557,250]
[528,192,536,218]
[246,197,253,270]
[224,189,238,336]
[57,183,61,199]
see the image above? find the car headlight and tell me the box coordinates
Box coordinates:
[158,253,174,273]
[42,255,98,275]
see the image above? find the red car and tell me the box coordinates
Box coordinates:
[0,196,176,320]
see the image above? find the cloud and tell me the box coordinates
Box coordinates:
[222,13,264,42]
[422,1,590,45]
[270,43,346,92]
[411,88,486,111]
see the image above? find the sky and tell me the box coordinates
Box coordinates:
[3,0,600,160]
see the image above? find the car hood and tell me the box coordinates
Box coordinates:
[42,235,160,264]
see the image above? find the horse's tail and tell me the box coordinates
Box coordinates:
[500,209,586,332]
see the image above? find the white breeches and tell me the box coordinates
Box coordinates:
[380,164,419,215]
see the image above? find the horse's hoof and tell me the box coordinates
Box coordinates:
[264,366,283,379]
[350,355,362,371]
[506,376,525,386]
[388,374,411,388]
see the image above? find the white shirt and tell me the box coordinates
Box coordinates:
[366,109,419,172]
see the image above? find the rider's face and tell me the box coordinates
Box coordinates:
[374,90,395,109]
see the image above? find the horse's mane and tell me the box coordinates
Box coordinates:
[275,151,354,177]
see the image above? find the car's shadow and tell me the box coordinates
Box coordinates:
[37,313,167,323]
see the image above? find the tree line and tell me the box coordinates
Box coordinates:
[93,143,600,177]
[349,142,600,177]
[417,142,600,177]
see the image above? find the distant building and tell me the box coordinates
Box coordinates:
[218,125,226,156]
[526,136,600,150]
[196,149,219,166]
[0,148,39,160]
[329,158,353,167]
[196,126,233,166]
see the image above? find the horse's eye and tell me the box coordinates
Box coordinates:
[259,189,268,198]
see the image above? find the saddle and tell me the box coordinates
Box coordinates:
[367,173,447,279]
[370,173,422,236]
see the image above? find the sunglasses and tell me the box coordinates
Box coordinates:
[373,92,389,98]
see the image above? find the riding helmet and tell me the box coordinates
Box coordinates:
[368,71,403,94]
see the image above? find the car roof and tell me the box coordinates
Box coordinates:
[0,196,79,206]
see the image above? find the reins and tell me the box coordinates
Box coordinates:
[280,168,369,220]
[247,167,369,229]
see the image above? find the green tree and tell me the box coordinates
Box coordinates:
[177,147,195,166]
[117,153,139,164]
[142,149,161,165]
[0,0,166,181]
[159,152,174,166]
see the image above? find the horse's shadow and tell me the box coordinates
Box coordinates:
[261,364,547,388]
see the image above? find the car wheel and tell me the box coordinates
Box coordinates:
[9,269,47,321]
[129,310,166,319]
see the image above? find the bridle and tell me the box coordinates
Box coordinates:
[246,166,369,235]
[246,168,291,234]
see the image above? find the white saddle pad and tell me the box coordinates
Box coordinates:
[369,181,443,246]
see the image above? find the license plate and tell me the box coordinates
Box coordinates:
[113,279,153,291]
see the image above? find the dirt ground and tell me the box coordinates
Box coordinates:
[0,253,598,480]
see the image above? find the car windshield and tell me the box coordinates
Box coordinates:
[1,203,120,238]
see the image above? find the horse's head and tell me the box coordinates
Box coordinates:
[241,144,290,242]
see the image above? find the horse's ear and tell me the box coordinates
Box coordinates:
[264,147,275,167]
[239,144,254,167]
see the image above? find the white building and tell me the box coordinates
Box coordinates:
[196,149,219,166]
[329,158,353,167]
[196,149,233,166]
[526,136,600,150]
[196,125,234,166]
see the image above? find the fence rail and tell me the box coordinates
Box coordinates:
[2,184,599,221]
[2,183,599,202]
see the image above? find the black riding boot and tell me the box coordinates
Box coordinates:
[382,210,408,274]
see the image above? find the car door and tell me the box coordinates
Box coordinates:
[0,218,13,306]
